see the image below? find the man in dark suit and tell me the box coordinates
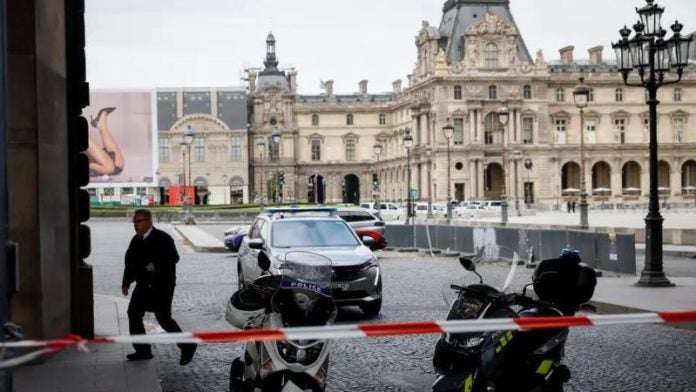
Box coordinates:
[122,209,196,365]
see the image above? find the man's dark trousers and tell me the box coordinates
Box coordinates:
[127,283,188,354]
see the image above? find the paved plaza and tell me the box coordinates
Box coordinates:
[71,220,696,391]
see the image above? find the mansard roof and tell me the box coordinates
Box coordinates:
[438,0,532,64]
[298,94,394,104]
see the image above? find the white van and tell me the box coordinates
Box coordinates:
[481,200,502,211]
[360,201,404,221]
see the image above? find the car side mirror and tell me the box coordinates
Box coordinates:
[248,238,264,250]
[459,257,475,271]
[361,236,375,247]
[257,251,271,272]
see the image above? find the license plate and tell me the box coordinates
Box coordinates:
[330,283,349,290]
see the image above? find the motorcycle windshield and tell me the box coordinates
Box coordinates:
[471,244,522,293]
[272,251,336,327]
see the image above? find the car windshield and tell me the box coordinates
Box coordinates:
[271,220,360,248]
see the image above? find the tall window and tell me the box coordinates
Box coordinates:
[453,118,464,145]
[523,85,532,99]
[346,114,354,126]
[159,138,170,163]
[614,118,626,144]
[673,117,685,142]
[230,137,242,161]
[488,85,497,100]
[379,113,386,125]
[588,88,595,102]
[268,137,279,162]
[615,88,624,102]
[345,139,356,161]
[674,88,682,102]
[484,43,499,68]
[311,139,321,161]
[586,119,597,144]
[484,113,501,145]
[522,117,534,144]
[555,88,565,102]
[555,119,567,144]
[311,114,319,126]
[194,137,205,162]
[454,85,462,100]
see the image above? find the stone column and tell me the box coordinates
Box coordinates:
[612,159,623,199]
[671,158,681,197]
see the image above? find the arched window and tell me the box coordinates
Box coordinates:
[555,88,565,102]
[454,85,462,100]
[378,113,386,125]
[674,87,682,102]
[523,85,532,99]
[346,113,354,126]
[488,85,497,100]
[485,43,499,68]
[484,112,502,145]
[311,114,319,126]
[615,88,624,102]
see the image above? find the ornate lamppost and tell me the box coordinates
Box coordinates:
[573,77,590,229]
[497,107,509,224]
[183,125,194,189]
[403,130,414,224]
[271,127,282,205]
[612,0,692,287]
[255,136,265,207]
[442,119,454,223]
[373,142,383,212]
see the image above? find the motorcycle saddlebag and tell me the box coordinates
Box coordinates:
[532,257,597,309]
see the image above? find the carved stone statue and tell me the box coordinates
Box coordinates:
[535,49,546,68]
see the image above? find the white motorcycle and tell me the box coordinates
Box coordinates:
[226,251,337,392]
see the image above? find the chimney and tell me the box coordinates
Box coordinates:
[359,79,368,95]
[325,80,334,96]
[588,46,604,65]
[248,71,257,94]
[392,79,402,94]
[288,69,297,94]
[559,45,575,65]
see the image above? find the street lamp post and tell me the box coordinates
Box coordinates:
[442,119,455,223]
[272,127,282,206]
[373,142,383,214]
[612,0,692,287]
[255,136,265,207]
[497,107,509,225]
[524,159,533,209]
[183,125,194,190]
[425,148,434,219]
[403,130,414,224]
[573,77,590,229]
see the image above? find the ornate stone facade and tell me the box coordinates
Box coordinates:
[248,0,696,208]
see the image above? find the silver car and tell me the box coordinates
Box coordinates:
[236,208,383,316]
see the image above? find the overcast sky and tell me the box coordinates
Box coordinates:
[85,0,693,94]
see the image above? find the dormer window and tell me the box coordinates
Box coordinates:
[485,43,499,68]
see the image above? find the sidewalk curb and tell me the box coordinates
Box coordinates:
[174,226,227,253]
[589,300,696,331]
[635,247,696,259]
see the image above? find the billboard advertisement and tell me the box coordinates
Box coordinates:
[86,90,156,186]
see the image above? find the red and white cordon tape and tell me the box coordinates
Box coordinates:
[2,310,695,369]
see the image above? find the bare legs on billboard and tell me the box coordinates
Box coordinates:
[87,107,125,176]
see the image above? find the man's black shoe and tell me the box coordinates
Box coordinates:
[126,352,154,361]
[179,344,197,366]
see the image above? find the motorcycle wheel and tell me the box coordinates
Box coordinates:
[229,358,245,392]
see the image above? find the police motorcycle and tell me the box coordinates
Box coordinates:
[432,245,597,392]
[226,250,337,392]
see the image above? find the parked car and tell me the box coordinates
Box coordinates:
[224,226,249,252]
[456,204,484,217]
[336,208,387,251]
[359,201,404,221]
[481,200,503,211]
[236,207,383,316]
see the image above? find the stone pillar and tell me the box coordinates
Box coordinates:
[612,159,623,199]
[671,159,681,196]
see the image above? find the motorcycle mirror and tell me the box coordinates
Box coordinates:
[257,251,271,272]
[459,257,475,271]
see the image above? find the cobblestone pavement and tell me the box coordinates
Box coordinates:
[89,221,696,392]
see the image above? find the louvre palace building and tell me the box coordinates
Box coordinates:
[247,0,696,209]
